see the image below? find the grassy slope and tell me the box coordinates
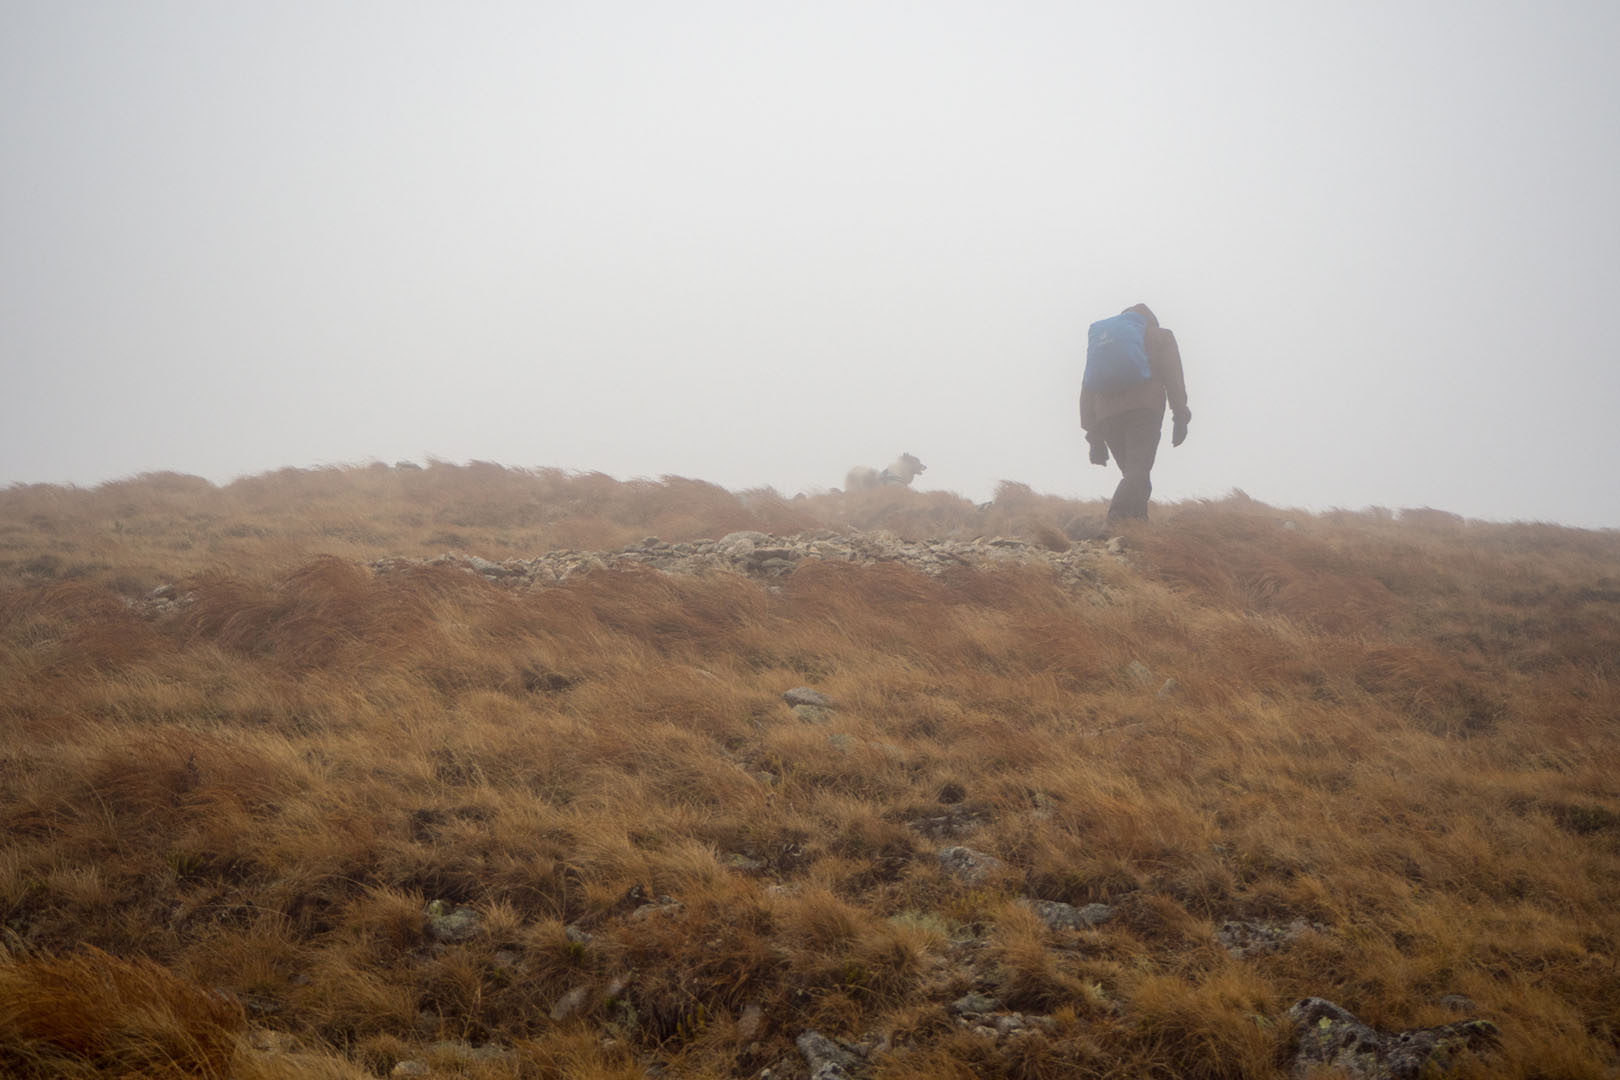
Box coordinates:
[1,464,1617,1079]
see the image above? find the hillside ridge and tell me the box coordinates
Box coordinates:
[370,528,1128,590]
[2,465,1618,1079]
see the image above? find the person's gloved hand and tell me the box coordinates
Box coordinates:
[1089,440,1109,466]
[1172,418,1189,447]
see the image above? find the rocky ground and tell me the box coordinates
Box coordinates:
[368,528,1128,592]
[136,528,1506,1079]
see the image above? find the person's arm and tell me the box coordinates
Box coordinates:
[1155,329,1190,424]
[1152,328,1191,446]
[1079,391,1108,464]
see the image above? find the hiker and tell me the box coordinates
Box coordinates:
[1079,303,1191,523]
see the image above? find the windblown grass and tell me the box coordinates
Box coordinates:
[2,465,1617,1077]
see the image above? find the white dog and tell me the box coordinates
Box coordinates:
[845,453,927,492]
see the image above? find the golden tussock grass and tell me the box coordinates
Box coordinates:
[2,465,1619,1077]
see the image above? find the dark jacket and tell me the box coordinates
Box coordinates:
[1079,324,1190,442]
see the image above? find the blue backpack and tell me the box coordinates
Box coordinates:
[1083,311,1153,394]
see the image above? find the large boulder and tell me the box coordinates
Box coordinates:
[937,846,1006,885]
[1287,997,1497,1079]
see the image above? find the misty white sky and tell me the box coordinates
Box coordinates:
[4,2,1618,526]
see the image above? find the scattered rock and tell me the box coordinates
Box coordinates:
[1024,899,1115,932]
[550,984,591,1022]
[464,554,519,578]
[796,1030,863,1080]
[737,1002,764,1039]
[1125,660,1154,686]
[719,531,769,558]
[906,805,990,839]
[234,992,281,1017]
[1157,677,1180,699]
[1287,997,1498,1079]
[366,528,1115,597]
[628,895,683,921]
[391,1061,430,1078]
[784,687,835,709]
[424,900,481,943]
[952,991,1001,1016]
[246,1030,301,1054]
[136,584,195,616]
[1077,902,1116,926]
[938,846,1006,885]
[792,704,834,724]
[1216,918,1323,958]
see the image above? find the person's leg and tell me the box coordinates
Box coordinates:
[1104,409,1164,522]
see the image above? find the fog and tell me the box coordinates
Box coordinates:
[4,2,1617,526]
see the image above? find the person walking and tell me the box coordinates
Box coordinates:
[1079,303,1190,523]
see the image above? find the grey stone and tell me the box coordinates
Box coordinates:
[424,900,481,943]
[1287,997,1498,1079]
[906,805,989,839]
[629,898,682,921]
[951,991,1001,1016]
[391,1062,429,1078]
[1024,899,1114,931]
[1217,919,1321,958]
[370,524,1120,598]
[1157,677,1180,699]
[550,984,591,1022]
[247,1030,300,1053]
[1077,902,1116,926]
[1125,660,1154,686]
[796,1031,861,1080]
[938,845,1006,885]
[784,687,835,709]
[427,1041,517,1066]
[792,704,833,724]
[719,531,769,558]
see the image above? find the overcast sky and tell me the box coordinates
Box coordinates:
[4,2,1617,526]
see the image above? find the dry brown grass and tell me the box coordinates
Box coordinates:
[2,465,1618,1077]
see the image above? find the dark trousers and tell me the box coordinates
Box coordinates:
[1097,408,1164,522]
